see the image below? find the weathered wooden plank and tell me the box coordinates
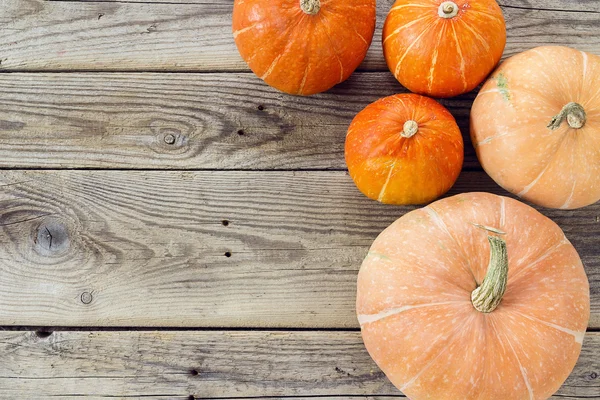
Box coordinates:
[0,170,598,328]
[0,72,480,170]
[0,330,598,398]
[1,0,599,72]
[47,0,600,13]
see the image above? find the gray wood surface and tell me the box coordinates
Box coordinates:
[0,331,600,400]
[0,72,479,170]
[0,170,598,329]
[1,0,599,72]
[2,0,600,398]
[0,330,598,399]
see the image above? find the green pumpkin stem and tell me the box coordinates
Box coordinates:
[548,102,587,130]
[471,226,508,313]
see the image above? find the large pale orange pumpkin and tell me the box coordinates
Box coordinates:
[232,0,376,95]
[471,46,600,209]
[357,192,590,400]
[383,0,506,98]
[345,93,463,205]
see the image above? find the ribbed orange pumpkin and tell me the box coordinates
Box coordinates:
[383,0,506,98]
[471,46,600,209]
[345,93,463,205]
[357,192,590,400]
[232,0,376,95]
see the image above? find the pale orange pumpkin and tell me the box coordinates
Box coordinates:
[232,0,376,95]
[471,46,600,209]
[383,0,506,98]
[357,192,589,400]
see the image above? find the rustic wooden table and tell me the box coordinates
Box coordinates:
[0,0,599,398]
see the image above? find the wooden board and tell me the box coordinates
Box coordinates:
[0,330,598,398]
[1,170,598,328]
[1,0,599,72]
[0,72,480,170]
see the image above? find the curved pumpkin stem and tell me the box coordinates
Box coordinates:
[548,102,587,130]
[300,0,320,15]
[471,225,508,313]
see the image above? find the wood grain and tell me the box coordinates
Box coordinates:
[47,0,600,13]
[1,0,599,72]
[0,330,598,398]
[0,72,480,170]
[0,170,598,328]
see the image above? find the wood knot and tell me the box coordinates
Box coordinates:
[35,220,70,256]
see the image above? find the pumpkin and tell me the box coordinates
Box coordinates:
[471,46,600,209]
[383,0,506,98]
[357,192,590,399]
[232,0,376,95]
[345,93,463,205]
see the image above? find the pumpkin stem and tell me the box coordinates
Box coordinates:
[438,1,459,18]
[401,120,419,138]
[548,102,587,130]
[471,225,508,313]
[300,0,320,15]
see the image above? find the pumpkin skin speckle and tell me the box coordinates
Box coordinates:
[357,192,590,400]
[382,0,506,98]
[232,0,376,95]
[471,46,600,209]
[345,93,464,205]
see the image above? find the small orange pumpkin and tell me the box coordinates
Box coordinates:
[357,192,590,399]
[471,46,600,209]
[383,0,506,98]
[232,0,376,95]
[345,93,463,205]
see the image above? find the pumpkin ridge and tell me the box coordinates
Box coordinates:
[449,22,468,92]
[427,23,446,93]
[232,22,258,39]
[400,312,477,392]
[394,21,439,78]
[424,206,478,284]
[317,13,346,83]
[559,146,578,209]
[512,310,585,344]
[460,21,494,65]
[383,15,432,45]
[516,133,570,198]
[497,326,535,400]
[377,161,396,202]
[507,237,569,284]
[357,300,467,325]
[467,8,504,24]
[389,3,430,13]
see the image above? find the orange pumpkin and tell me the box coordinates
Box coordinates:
[383,0,506,98]
[345,93,463,205]
[357,192,590,400]
[232,0,376,95]
[471,46,600,209]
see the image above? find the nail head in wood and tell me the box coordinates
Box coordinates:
[81,291,93,304]
[35,330,53,339]
[164,134,176,145]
